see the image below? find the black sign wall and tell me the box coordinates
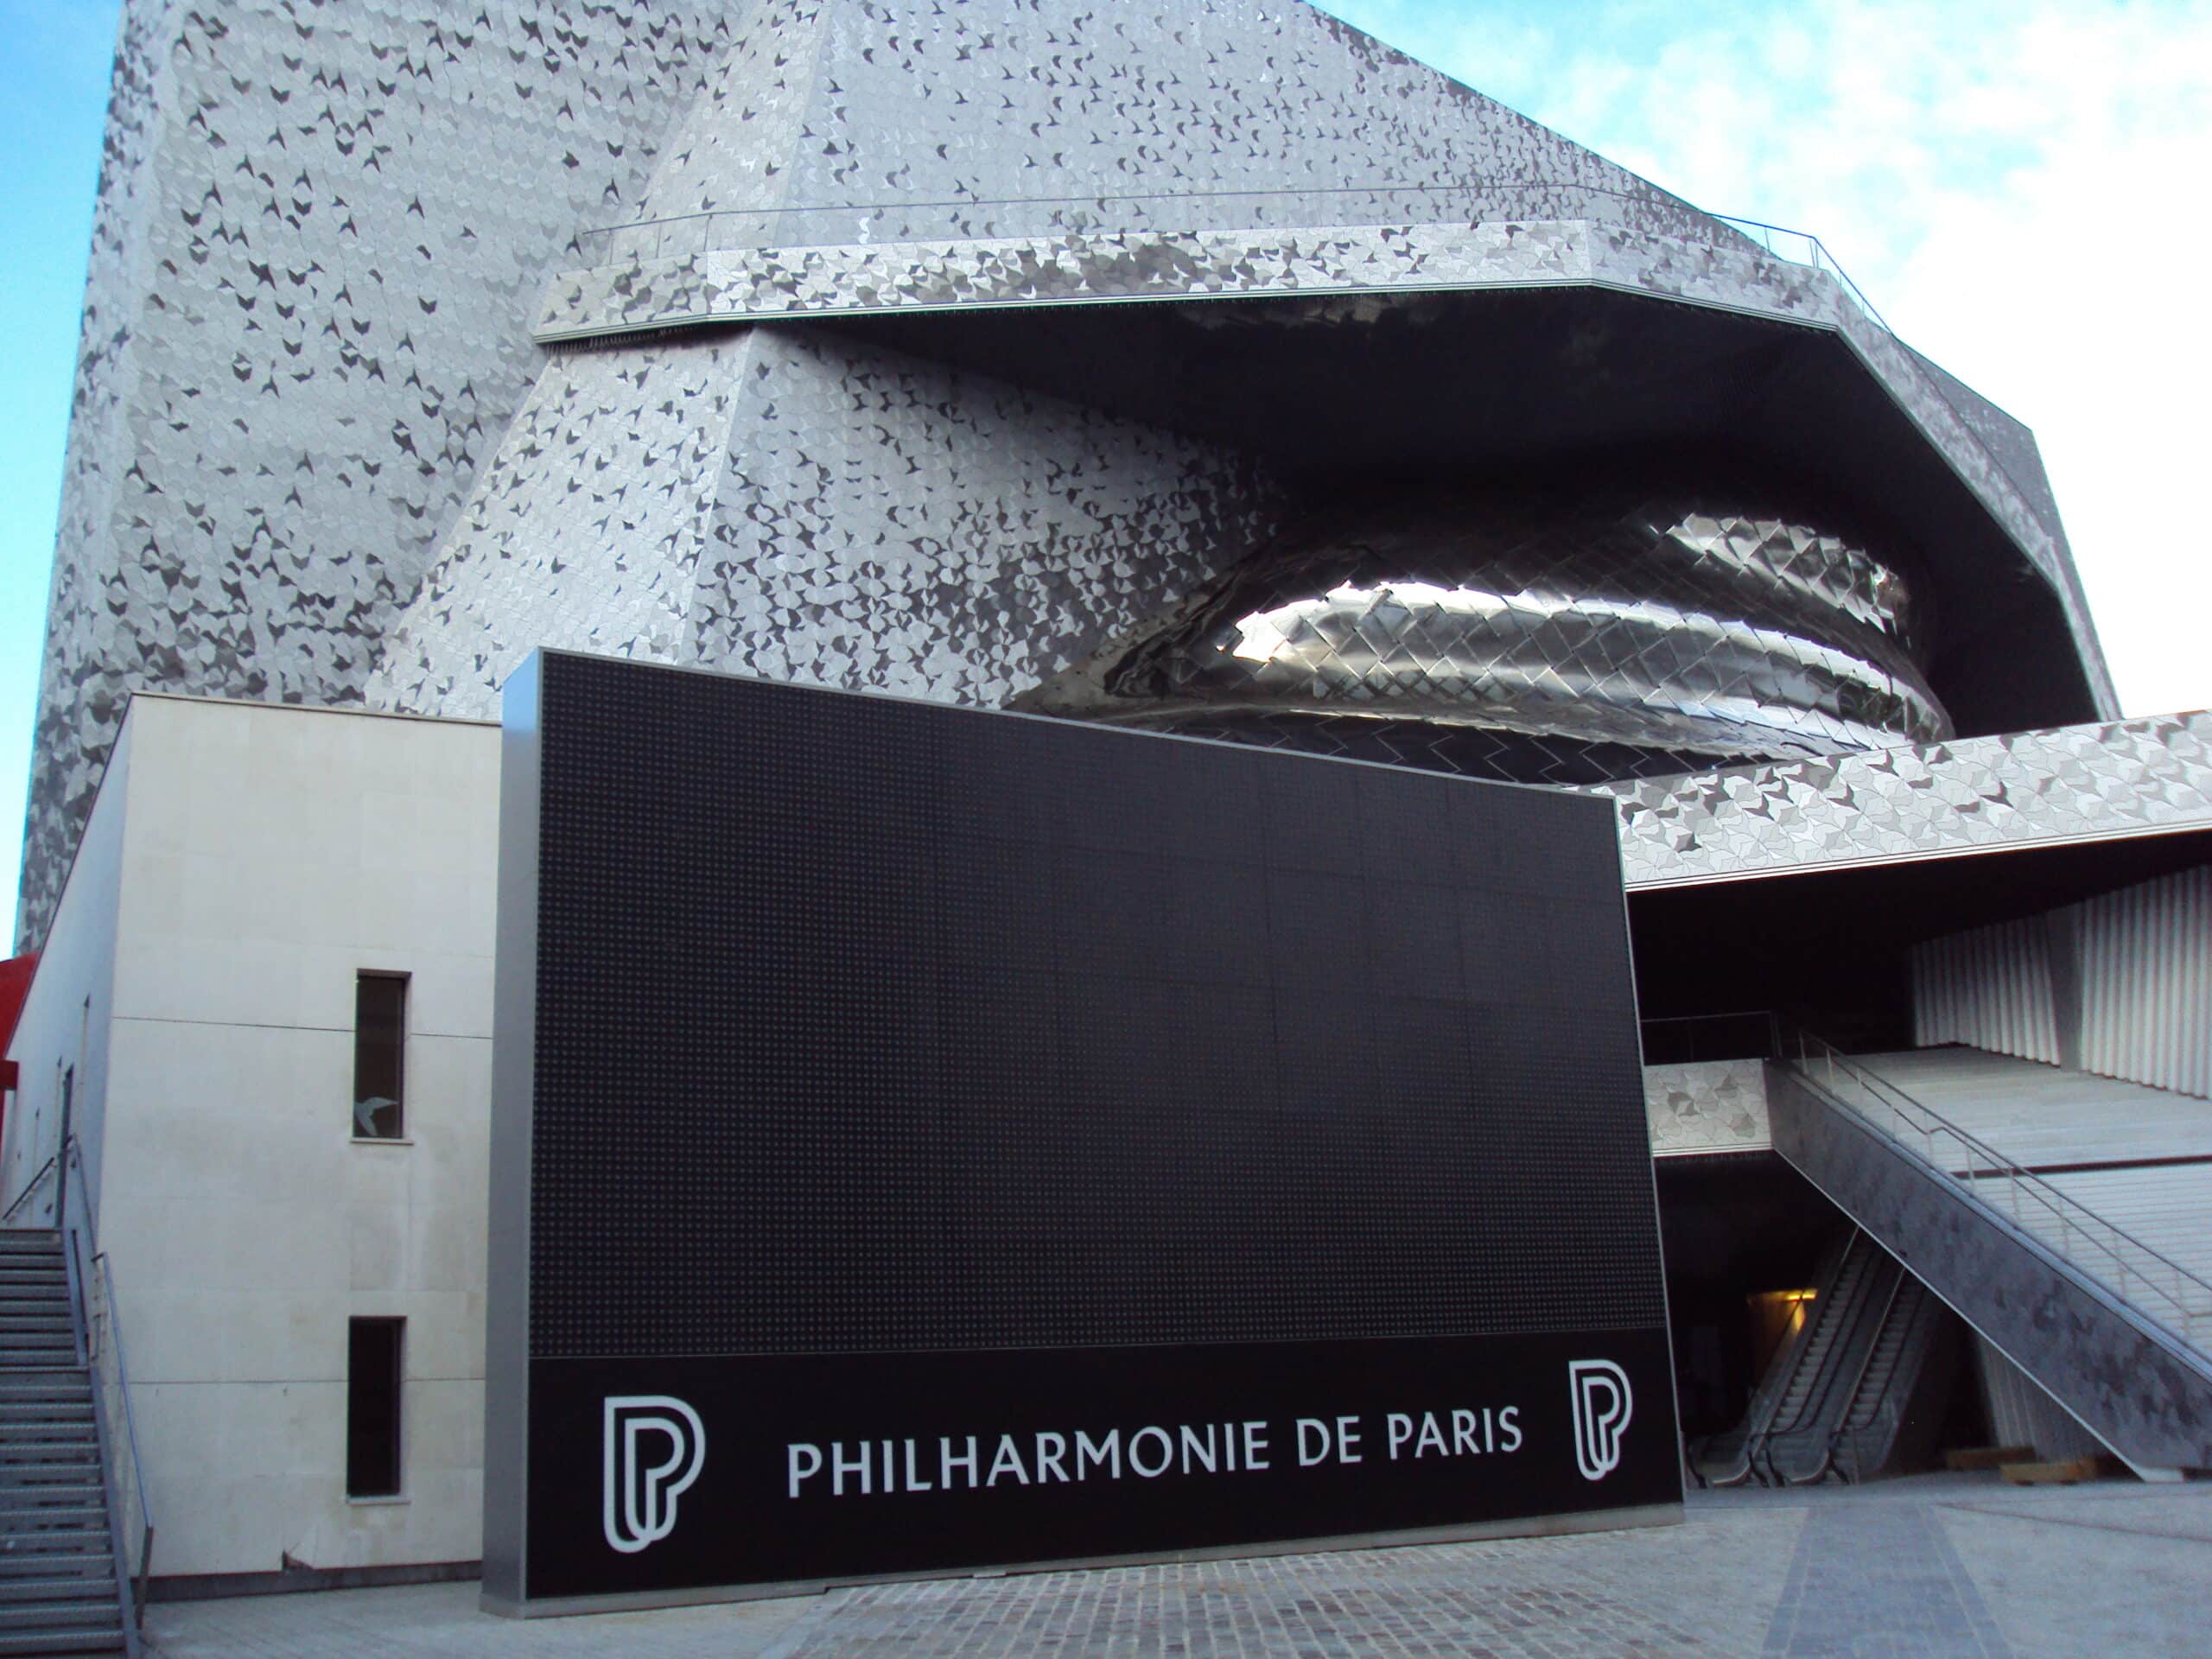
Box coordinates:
[485,652,1677,1612]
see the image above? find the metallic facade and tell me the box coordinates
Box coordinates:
[21,0,2118,943]
[20,0,735,946]
[1604,713,2212,890]
[1020,495,1947,783]
[365,326,1282,721]
[1644,1060,1772,1158]
[535,213,2110,711]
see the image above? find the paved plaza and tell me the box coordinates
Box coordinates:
[143,1473,2212,1658]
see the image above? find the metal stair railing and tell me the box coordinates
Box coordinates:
[1779,1024,2212,1356]
[54,1134,153,1649]
[68,1137,155,1643]
[1,1149,60,1224]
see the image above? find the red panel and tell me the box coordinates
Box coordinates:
[0,951,36,1112]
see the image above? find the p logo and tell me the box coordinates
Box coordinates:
[602,1395,707,1554]
[1567,1359,1633,1482]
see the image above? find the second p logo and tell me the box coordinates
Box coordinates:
[1567,1360,1633,1482]
[603,1395,707,1554]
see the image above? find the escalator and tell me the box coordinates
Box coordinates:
[1694,1226,1956,1486]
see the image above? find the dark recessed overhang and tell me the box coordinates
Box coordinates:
[827,284,2103,737]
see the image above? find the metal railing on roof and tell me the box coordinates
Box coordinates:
[565,184,1891,328]
[1707,214,1891,332]
[569,178,1732,264]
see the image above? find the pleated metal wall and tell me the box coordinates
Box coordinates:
[2074,867,2212,1100]
[1911,865,2212,1099]
[1911,916,2063,1067]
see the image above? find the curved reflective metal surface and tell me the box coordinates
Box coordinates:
[1021,494,1951,784]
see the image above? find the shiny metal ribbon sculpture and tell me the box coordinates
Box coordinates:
[1021,493,1950,785]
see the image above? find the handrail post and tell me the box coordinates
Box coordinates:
[54,1090,73,1238]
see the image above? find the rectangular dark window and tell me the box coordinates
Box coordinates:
[346,1317,404,1497]
[353,973,407,1139]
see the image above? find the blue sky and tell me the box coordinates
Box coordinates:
[4,1,2209,944]
[2,1,115,950]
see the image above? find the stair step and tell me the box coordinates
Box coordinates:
[0,1465,103,1487]
[0,1634,126,1657]
[0,1561,114,1589]
[0,1601,122,1634]
[0,1506,110,1531]
[0,1439,100,1459]
[0,1471,105,1496]
[0,1482,108,1504]
[0,1537,115,1567]
[0,1575,126,1603]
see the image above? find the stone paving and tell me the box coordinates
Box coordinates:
[143,1473,2212,1658]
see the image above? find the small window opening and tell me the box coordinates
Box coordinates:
[353,973,407,1139]
[346,1316,404,1497]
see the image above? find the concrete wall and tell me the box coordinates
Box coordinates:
[1,714,131,1225]
[9,695,502,1580]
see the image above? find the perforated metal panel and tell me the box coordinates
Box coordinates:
[524,652,1662,1357]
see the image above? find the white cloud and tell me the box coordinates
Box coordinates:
[1320,0,2212,715]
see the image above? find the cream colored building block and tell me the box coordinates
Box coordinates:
[5,695,502,1580]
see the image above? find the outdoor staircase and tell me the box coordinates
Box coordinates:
[1769,1034,2212,1476]
[0,1230,128,1656]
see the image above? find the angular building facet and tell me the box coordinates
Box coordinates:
[19,0,2115,944]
